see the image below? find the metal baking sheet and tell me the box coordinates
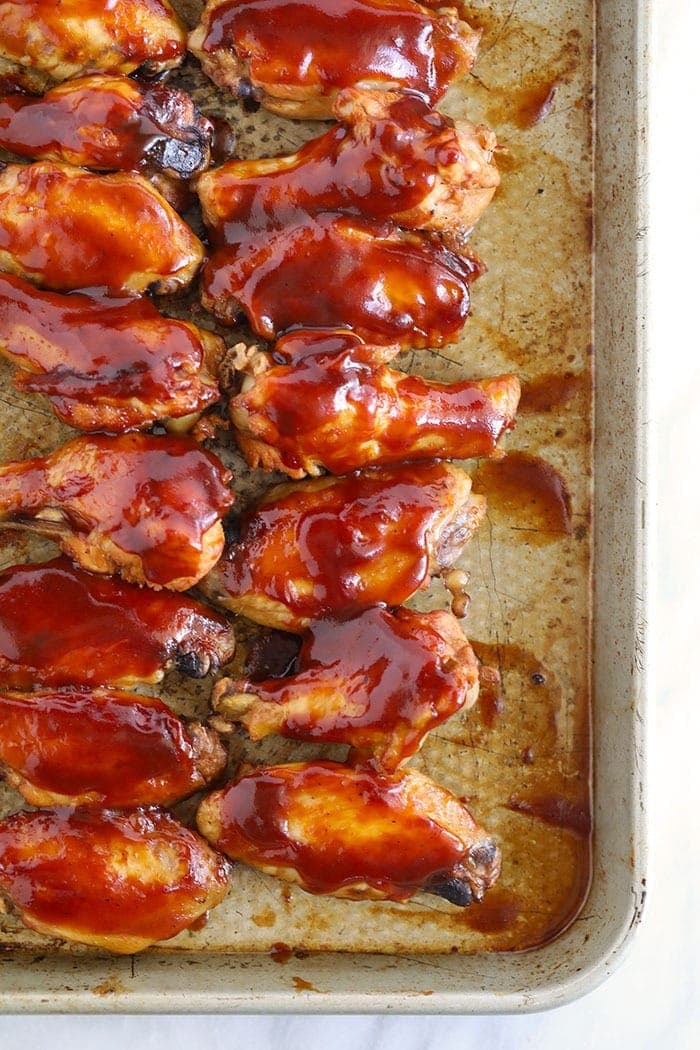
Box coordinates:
[0,0,648,1011]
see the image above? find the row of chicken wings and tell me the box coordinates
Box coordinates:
[0,0,511,953]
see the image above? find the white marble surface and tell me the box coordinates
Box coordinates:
[1,0,699,1045]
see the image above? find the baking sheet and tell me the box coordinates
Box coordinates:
[0,0,595,958]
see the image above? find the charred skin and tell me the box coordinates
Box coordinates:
[0,433,234,591]
[196,762,500,904]
[212,606,480,772]
[0,687,226,808]
[0,808,230,953]
[200,461,486,632]
[189,0,480,119]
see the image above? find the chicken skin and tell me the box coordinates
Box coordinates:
[197,761,500,904]
[0,687,226,808]
[0,1,186,90]
[0,75,218,181]
[189,0,479,119]
[0,162,204,294]
[0,433,234,590]
[0,808,229,953]
[201,461,485,631]
[0,556,236,689]
[201,215,480,346]
[227,330,520,477]
[198,89,498,249]
[0,274,222,433]
[212,607,479,772]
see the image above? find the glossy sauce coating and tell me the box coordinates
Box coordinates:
[0,75,213,177]
[0,808,229,952]
[214,606,479,770]
[0,161,204,294]
[196,0,476,103]
[197,761,492,900]
[0,556,235,688]
[0,433,234,588]
[198,90,496,245]
[206,461,477,630]
[231,330,519,476]
[202,215,477,346]
[0,687,223,807]
[0,274,221,431]
[0,0,185,80]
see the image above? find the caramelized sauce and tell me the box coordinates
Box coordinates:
[200,0,475,103]
[0,274,219,431]
[506,793,591,836]
[511,81,558,130]
[234,332,516,473]
[461,888,521,933]
[218,461,463,623]
[0,163,201,293]
[244,629,302,681]
[202,216,475,346]
[519,371,583,413]
[473,451,572,541]
[0,687,210,805]
[475,662,503,728]
[201,93,471,244]
[270,941,293,963]
[0,808,228,941]
[213,762,468,898]
[0,556,234,688]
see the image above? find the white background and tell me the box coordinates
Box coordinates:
[2,0,699,1046]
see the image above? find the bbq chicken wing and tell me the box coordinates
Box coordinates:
[0,808,229,953]
[0,75,218,181]
[0,687,226,808]
[0,1,185,91]
[212,606,479,772]
[201,215,480,346]
[189,0,480,119]
[198,89,498,248]
[197,761,500,904]
[0,556,236,689]
[0,433,234,590]
[0,274,222,433]
[201,461,485,631]
[0,162,204,294]
[227,331,520,477]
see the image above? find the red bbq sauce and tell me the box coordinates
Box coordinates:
[199,0,475,103]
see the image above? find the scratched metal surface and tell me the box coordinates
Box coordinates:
[0,0,593,956]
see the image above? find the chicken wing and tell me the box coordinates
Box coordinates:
[227,330,520,477]
[201,215,480,346]
[0,808,229,953]
[0,556,236,689]
[212,607,479,771]
[197,761,499,904]
[0,1,185,90]
[198,89,498,249]
[0,274,222,433]
[0,687,226,808]
[189,0,479,119]
[201,461,485,631]
[0,75,218,180]
[0,161,204,294]
[0,433,234,590]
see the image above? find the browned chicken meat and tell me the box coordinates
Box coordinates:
[197,761,500,904]
[212,606,479,772]
[0,686,226,808]
[201,461,486,631]
[0,274,222,433]
[227,331,520,477]
[0,433,234,590]
[0,74,219,180]
[0,161,204,294]
[0,808,229,953]
[0,1,186,91]
[198,89,498,250]
[0,556,236,689]
[189,0,479,119]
